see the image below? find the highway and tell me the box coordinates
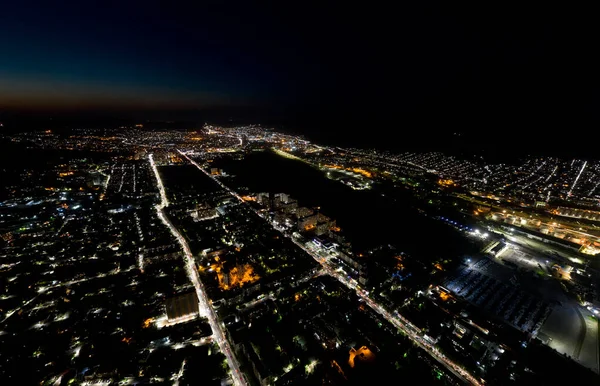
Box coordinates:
[178,150,482,385]
[149,154,247,386]
[568,160,587,198]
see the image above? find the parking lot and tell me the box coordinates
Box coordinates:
[444,258,552,335]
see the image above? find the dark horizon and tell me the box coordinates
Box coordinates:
[1,2,599,157]
[3,3,600,383]
[0,108,594,162]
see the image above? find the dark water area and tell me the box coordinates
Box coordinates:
[212,151,470,260]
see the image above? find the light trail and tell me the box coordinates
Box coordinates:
[137,253,145,274]
[105,164,114,191]
[99,164,113,200]
[521,161,546,189]
[178,150,481,386]
[271,147,306,162]
[132,164,136,194]
[2,267,135,325]
[149,154,170,207]
[178,150,245,202]
[568,160,587,198]
[55,217,71,236]
[134,213,145,273]
[118,164,125,193]
[149,154,247,386]
[544,165,558,184]
[172,359,186,385]
[588,177,600,197]
[1,294,42,324]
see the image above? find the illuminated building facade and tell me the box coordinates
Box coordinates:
[348,346,375,368]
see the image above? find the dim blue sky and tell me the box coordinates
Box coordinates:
[0,2,288,109]
[0,1,598,143]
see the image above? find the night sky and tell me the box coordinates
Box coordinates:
[1,2,598,152]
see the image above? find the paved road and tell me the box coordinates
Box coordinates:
[579,309,600,374]
[150,154,247,386]
[573,307,586,359]
[179,149,482,386]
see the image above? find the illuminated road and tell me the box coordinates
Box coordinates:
[178,150,482,385]
[1,294,42,324]
[2,265,136,324]
[568,160,587,198]
[149,154,169,206]
[149,154,247,386]
[344,148,431,172]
